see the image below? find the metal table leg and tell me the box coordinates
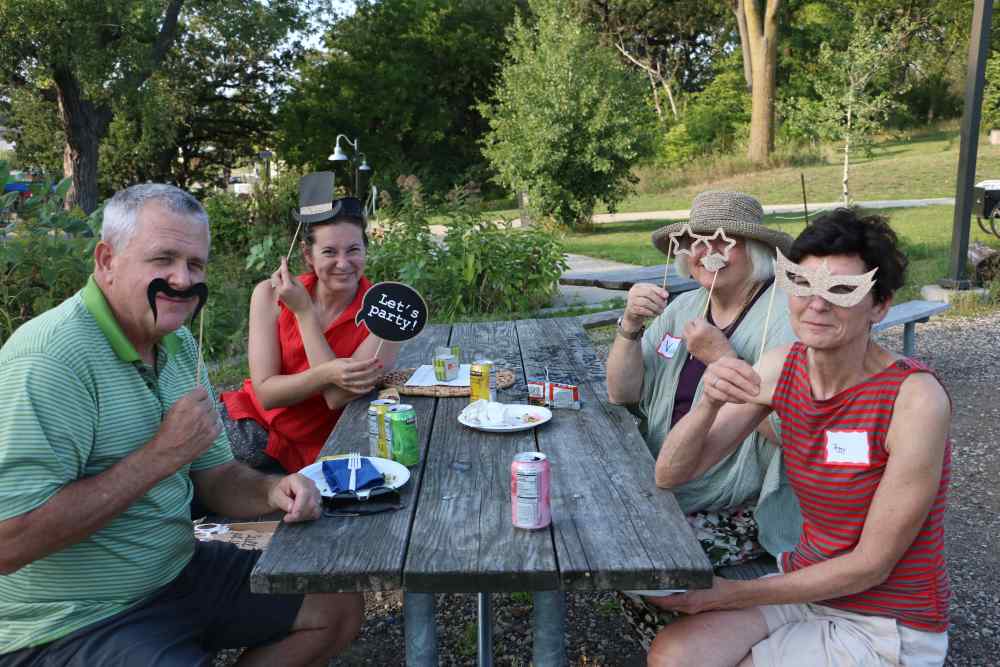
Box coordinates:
[532,591,566,667]
[404,592,438,667]
[478,592,493,667]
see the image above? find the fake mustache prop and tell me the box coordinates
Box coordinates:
[146,278,208,324]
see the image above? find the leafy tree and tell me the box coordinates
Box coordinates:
[480,0,657,228]
[576,0,729,122]
[0,0,187,212]
[803,14,913,204]
[278,0,523,195]
[0,0,310,211]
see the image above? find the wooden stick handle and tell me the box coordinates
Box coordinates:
[195,308,206,386]
[661,245,674,291]
[286,220,303,261]
[758,282,777,361]
[375,338,385,358]
[702,271,718,318]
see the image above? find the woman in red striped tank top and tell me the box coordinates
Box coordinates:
[648,209,950,667]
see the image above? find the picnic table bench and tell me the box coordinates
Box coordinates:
[580,299,949,358]
[559,264,700,294]
[251,317,712,665]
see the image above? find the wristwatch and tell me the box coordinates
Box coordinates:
[616,315,645,341]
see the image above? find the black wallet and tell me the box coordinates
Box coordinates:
[322,487,404,517]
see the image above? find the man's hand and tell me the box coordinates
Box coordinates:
[622,283,669,333]
[648,577,746,615]
[268,473,322,523]
[323,356,383,394]
[702,357,763,406]
[150,387,221,470]
[271,258,312,316]
[683,318,735,365]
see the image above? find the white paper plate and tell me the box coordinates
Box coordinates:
[458,404,552,433]
[299,456,411,497]
[626,589,688,598]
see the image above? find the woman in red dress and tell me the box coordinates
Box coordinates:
[221,183,399,473]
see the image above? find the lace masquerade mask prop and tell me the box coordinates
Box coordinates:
[773,248,877,308]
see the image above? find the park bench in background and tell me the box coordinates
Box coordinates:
[559,264,699,295]
[580,299,950,358]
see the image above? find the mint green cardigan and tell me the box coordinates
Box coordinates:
[632,283,802,556]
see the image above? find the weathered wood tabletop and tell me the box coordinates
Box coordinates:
[251,317,712,664]
[559,264,700,293]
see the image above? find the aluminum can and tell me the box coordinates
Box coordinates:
[511,452,551,529]
[469,359,496,403]
[388,404,419,466]
[433,352,459,382]
[367,399,397,459]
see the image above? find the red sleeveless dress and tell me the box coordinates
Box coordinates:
[222,273,371,472]
[772,342,950,632]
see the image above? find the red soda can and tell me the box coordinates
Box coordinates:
[511,452,551,529]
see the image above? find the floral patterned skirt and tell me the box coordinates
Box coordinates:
[617,504,765,651]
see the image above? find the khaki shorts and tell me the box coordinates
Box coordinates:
[751,602,948,667]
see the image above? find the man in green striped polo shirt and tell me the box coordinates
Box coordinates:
[0,184,363,665]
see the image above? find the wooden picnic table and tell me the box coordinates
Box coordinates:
[559,264,700,293]
[251,317,712,665]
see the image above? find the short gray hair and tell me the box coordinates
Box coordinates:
[676,237,775,284]
[101,183,210,251]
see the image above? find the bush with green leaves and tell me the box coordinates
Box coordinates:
[202,190,252,254]
[0,161,100,344]
[479,0,657,228]
[365,190,568,320]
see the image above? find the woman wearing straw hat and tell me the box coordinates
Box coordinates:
[607,191,802,649]
[220,172,399,474]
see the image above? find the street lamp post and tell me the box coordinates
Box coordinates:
[258,150,273,189]
[328,134,372,199]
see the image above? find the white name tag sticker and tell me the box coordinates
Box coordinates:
[657,334,682,359]
[824,430,870,466]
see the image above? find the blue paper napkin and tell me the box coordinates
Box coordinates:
[322,458,385,495]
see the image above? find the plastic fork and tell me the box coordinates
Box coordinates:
[348,452,362,493]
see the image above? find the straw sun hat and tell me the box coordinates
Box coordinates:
[651,191,793,256]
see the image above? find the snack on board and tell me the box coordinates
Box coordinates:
[380,367,516,397]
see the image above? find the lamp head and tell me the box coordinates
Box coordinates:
[328,144,349,162]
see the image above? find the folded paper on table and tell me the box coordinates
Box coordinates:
[322,458,384,495]
[405,364,472,387]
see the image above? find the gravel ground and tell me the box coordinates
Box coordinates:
[221,312,1000,666]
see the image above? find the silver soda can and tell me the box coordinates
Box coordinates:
[511,452,551,529]
[367,399,397,458]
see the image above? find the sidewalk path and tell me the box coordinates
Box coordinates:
[590,197,955,224]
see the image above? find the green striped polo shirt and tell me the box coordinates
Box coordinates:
[0,276,232,653]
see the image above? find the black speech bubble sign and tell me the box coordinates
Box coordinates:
[355,281,427,342]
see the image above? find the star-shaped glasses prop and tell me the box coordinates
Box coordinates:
[773,248,878,308]
[667,224,703,258]
[693,228,738,274]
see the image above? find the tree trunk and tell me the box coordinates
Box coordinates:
[54,67,112,214]
[745,0,781,165]
[647,70,663,120]
[733,0,753,92]
[842,99,852,206]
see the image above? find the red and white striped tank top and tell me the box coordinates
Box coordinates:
[773,342,950,632]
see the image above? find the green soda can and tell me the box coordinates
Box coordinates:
[388,404,420,466]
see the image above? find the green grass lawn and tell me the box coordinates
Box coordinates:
[560,205,1000,304]
[484,125,1000,217]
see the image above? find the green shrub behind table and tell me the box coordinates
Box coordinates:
[366,190,568,321]
[0,162,100,345]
